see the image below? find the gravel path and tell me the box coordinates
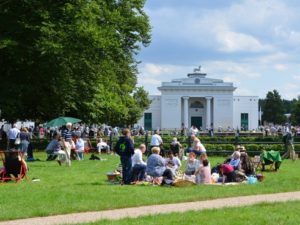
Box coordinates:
[1,191,300,225]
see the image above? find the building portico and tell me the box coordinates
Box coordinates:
[138,67,259,131]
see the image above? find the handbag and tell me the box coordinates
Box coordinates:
[15,137,21,145]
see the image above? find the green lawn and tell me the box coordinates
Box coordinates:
[79,201,300,225]
[0,153,299,221]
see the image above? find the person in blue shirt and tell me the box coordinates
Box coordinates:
[115,128,134,185]
[229,151,241,170]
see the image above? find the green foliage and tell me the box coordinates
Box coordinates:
[0,0,151,124]
[282,98,297,114]
[291,97,300,125]
[262,90,286,124]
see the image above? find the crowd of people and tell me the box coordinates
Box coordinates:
[0,121,297,185]
[114,129,260,186]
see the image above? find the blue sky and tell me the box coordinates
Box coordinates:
[137,0,300,100]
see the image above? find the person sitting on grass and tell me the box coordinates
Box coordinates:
[165,151,181,176]
[74,135,85,160]
[97,138,110,154]
[131,144,147,183]
[56,137,71,166]
[186,134,206,157]
[229,151,241,170]
[198,153,210,167]
[170,137,182,156]
[184,152,199,176]
[146,147,174,185]
[45,133,61,161]
[240,152,255,176]
[195,159,211,184]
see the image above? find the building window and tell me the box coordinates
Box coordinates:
[190,101,204,108]
[195,78,200,84]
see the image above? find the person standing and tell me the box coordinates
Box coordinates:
[61,123,74,164]
[19,127,30,159]
[115,128,134,185]
[7,124,20,150]
[62,123,73,142]
[150,130,163,155]
[282,129,296,161]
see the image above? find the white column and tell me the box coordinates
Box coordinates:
[206,97,212,128]
[183,96,189,128]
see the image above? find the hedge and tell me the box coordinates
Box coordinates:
[4,137,299,153]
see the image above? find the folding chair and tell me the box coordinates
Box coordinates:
[252,155,261,170]
[0,150,28,183]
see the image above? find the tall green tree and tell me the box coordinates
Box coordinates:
[291,97,300,125]
[282,99,297,114]
[0,0,151,125]
[262,90,285,124]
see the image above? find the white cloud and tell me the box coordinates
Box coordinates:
[293,75,300,81]
[274,64,287,71]
[222,75,241,85]
[254,52,289,64]
[216,30,273,53]
[274,26,300,46]
[203,61,261,79]
[278,83,300,99]
[138,77,161,86]
[140,63,192,77]
[235,88,254,96]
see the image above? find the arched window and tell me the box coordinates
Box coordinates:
[190,101,204,108]
[195,78,200,84]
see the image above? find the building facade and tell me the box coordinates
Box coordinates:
[138,69,259,131]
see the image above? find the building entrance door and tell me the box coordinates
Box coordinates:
[241,113,249,130]
[144,113,152,130]
[191,117,202,129]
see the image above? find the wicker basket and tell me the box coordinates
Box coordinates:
[256,174,265,182]
[106,172,121,181]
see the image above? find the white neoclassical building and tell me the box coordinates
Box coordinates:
[138,68,259,131]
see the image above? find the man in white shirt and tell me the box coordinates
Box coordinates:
[7,124,20,150]
[150,130,163,155]
[131,144,147,182]
[189,125,199,135]
[97,138,110,154]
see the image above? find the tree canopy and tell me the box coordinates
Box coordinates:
[291,97,300,125]
[0,0,151,125]
[261,90,286,125]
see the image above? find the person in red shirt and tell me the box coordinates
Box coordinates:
[220,163,236,184]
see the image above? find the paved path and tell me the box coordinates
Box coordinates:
[1,191,300,225]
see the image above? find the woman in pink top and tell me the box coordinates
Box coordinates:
[196,159,211,184]
[220,163,236,183]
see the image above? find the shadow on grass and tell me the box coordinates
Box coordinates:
[74,182,109,186]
